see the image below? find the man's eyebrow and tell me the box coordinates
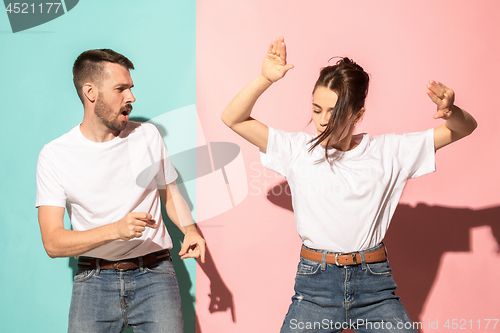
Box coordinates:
[115,83,134,88]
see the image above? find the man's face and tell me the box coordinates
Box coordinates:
[94,62,135,132]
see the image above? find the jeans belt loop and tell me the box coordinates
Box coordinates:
[95,258,101,275]
[138,256,144,272]
[359,251,367,270]
[321,251,327,270]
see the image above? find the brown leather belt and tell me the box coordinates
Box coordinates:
[78,249,170,271]
[300,244,386,266]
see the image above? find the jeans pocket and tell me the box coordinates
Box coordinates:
[73,269,95,283]
[296,258,321,276]
[145,260,176,276]
[366,260,392,276]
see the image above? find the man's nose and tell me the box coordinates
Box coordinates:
[126,90,136,104]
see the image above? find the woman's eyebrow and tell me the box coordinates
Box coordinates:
[312,103,334,111]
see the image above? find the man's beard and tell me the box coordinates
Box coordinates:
[94,93,132,132]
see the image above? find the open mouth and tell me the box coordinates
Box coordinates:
[120,108,131,122]
[121,106,132,117]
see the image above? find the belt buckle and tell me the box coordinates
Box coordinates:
[114,261,127,271]
[334,253,357,266]
[334,254,341,266]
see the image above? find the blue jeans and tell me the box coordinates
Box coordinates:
[68,258,183,333]
[280,244,418,333]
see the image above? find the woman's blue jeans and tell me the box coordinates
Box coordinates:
[280,244,418,333]
[68,259,183,333]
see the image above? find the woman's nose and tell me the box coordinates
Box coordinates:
[321,112,330,126]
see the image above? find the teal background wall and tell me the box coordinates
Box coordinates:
[0,1,198,332]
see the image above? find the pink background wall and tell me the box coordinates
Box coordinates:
[196,1,500,332]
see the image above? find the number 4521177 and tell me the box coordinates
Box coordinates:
[443,319,498,330]
[5,3,62,14]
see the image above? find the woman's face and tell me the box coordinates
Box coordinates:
[311,86,338,137]
[312,86,361,148]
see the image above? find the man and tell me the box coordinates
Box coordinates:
[36,49,205,333]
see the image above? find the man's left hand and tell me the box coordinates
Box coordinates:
[179,226,206,263]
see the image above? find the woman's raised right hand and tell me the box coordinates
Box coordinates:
[262,36,294,83]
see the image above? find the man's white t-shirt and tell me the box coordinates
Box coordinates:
[36,121,178,261]
[261,127,436,253]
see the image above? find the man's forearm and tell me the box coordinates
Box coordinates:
[39,209,155,258]
[42,223,119,258]
[165,196,195,234]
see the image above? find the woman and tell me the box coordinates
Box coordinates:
[221,37,477,333]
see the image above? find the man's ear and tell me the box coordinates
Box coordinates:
[82,83,97,103]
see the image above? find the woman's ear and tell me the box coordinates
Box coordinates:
[356,107,366,124]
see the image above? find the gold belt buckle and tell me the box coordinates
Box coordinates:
[114,261,127,271]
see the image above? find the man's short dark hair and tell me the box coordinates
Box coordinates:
[72,49,134,103]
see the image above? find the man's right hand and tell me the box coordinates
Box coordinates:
[116,212,157,240]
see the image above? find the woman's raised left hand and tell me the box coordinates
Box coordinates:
[426,80,455,120]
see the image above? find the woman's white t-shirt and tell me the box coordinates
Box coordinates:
[261,127,436,253]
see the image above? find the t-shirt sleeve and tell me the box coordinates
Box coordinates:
[397,128,436,179]
[35,148,67,208]
[260,127,301,177]
[159,136,178,185]
[149,124,178,187]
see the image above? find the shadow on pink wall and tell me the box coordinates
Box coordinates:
[194,228,236,333]
[267,180,500,333]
